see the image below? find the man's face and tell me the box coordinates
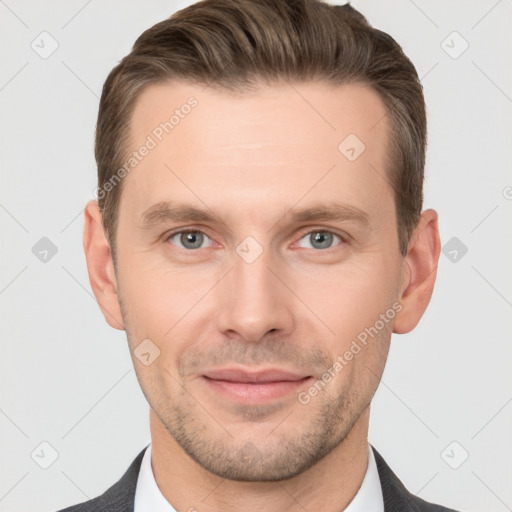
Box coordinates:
[114,80,406,480]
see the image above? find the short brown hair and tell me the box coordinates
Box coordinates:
[95,0,426,261]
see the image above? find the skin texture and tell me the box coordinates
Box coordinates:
[83,80,441,512]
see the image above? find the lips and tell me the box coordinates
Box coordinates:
[202,368,309,383]
[201,367,313,404]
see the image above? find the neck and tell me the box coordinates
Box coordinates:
[149,407,371,512]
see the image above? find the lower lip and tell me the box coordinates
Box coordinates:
[203,376,312,404]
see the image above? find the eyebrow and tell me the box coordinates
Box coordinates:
[138,200,370,231]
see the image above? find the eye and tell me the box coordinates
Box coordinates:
[297,230,343,250]
[167,230,212,250]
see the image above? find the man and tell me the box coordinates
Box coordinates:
[58,0,459,510]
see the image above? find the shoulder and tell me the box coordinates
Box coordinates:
[55,445,148,512]
[371,445,461,512]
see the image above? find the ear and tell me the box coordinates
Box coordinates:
[83,200,124,330]
[393,209,441,334]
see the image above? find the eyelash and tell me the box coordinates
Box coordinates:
[163,227,347,253]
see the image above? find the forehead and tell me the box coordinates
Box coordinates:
[120,79,392,224]
[129,78,388,150]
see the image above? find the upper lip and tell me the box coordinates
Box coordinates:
[202,368,310,383]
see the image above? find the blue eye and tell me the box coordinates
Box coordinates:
[165,229,344,252]
[167,230,211,250]
[297,231,342,250]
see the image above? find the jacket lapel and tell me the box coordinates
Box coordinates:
[91,444,147,512]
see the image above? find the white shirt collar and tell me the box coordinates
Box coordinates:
[344,443,384,512]
[134,442,383,512]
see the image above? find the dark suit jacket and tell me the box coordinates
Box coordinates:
[56,444,460,511]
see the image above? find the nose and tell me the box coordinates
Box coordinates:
[216,247,295,343]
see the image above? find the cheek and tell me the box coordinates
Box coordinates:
[290,255,400,342]
[117,255,216,360]
[123,275,178,334]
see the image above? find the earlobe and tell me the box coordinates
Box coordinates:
[83,200,125,330]
[393,209,441,334]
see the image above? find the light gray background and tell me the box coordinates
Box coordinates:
[1,1,511,511]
